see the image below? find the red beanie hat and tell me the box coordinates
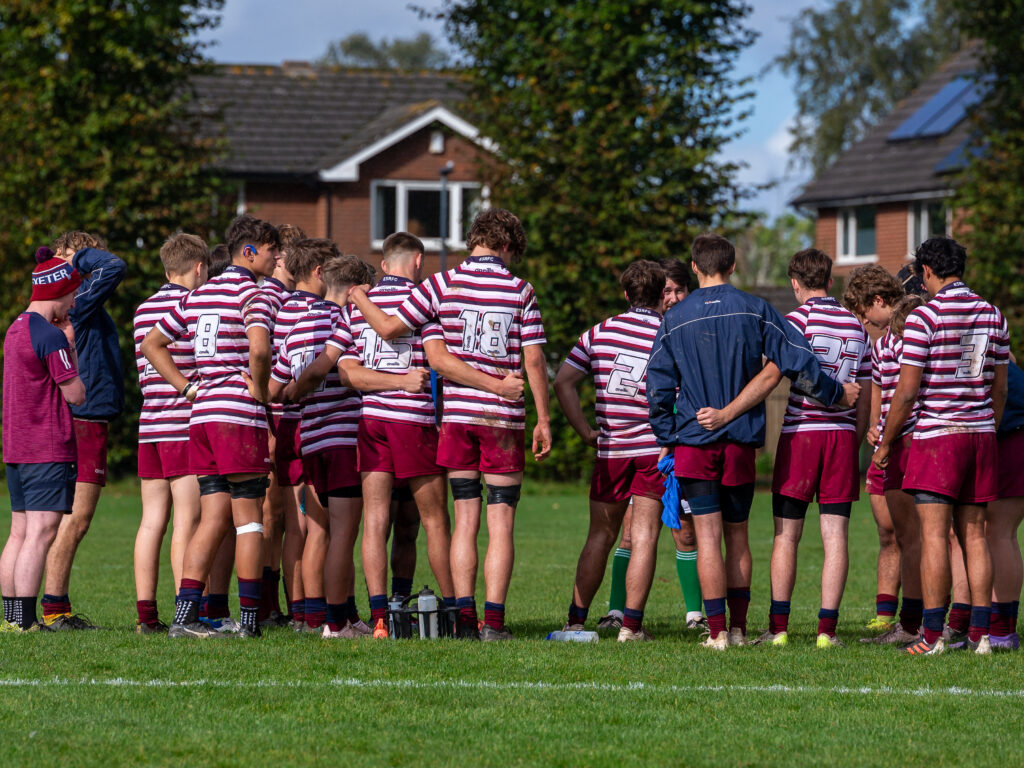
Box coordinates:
[31,246,82,301]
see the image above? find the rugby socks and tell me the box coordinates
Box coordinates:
[289,600,305,626]
[608,548,630,613]
[136,600,159,627]
[705,597,727,636]
[369,594,389,624]
[345,595,361,625]
[817,608,839,638]
[948,602,971,634]
[391,577,413,599]
[326,603,346,632]
[990,601,1019,636]
[727,587,751,633]
[623,607,644,633]
[875,593,898,620]
[198,595,209,619]
[568,601,588,627]
[968,606,991,643]
[3,596,14,624]
[922,607,946,644]
[456,596,477,626]
[174,579,204,625]
[207,593,230,620]
[768,600,790,634]
[483,601,505,631]
[898,597,923,634]
[676,549,702,615]
[237,577,261,632]
[442,596,456,608]
[41,593,70,621]
[304,596,327,629]
[14,597,37,630]
[258,566,278,620]
[269,569,282,613]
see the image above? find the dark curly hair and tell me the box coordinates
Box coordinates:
[466,208,526,261]
[913,236,966,280]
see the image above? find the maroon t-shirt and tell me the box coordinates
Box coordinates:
[2,312,79,464]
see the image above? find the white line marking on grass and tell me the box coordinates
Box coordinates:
[0,677,1022,699]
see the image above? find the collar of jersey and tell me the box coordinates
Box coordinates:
[312,298,341,310]
[379,274,414,286]
[292,289,321,301]
[225,265,257,281]
[806,295,839,305]
[163,282,189,292]
[464,255,508,270]
[936,280,968,295]
[629,306,662,319]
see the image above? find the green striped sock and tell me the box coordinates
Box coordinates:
[676,549,702,614]
[608,548,631,613]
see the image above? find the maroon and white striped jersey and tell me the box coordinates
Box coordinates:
[261,277,291,420]
[395,255,546,430]
[901,281,1009,437]
[338,274,437,427]
[135,284,194,443]
[284,300,360,455]
[564,307,662,459]
[781,296,870,433]
[156,265,273,429]
[270,290,323,421]
[871,330,917,439]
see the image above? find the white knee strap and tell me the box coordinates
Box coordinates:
[236,522,264,536]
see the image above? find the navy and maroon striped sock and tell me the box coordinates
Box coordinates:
[876,593,898,618]
[345,596,361,625]
[727,587,751,633]
[41,593,69,619]
[623,608,644,633]
[137,600,159,626]
[568,601,588,627]
[968,605,990,643]
[768,600,790,634]
[304,596,327,628]
[289,599,305,624]
[456,596,477,625]
[483,602,505,630]
[705,597,727,636]
[238,578,261,631]
[369,594,388,623]
[817,608,839,638]
[900,597,923,634]
[326,603,346,632]
[922,607,945,644]
[948,603,970,633]
[207,593,230,620]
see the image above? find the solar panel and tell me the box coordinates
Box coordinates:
[888,75,986,141]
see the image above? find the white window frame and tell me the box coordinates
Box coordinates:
[836,206,878,265]
[906,199,953,257]
[370,180,487,252]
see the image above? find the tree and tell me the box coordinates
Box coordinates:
[0,1,233,475]
[318,31,449,70]
[951,3,1024,357]
[732,213,813,290]
[430,0,756,480]
[775,0,959,177]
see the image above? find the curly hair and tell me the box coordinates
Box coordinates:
[913,236,966,280]
[842,265,904,315]
[466,208,526,260]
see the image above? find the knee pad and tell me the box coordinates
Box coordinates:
[914,490,955,506]
[235,521,264,536]
[228,476,269,500]
[450,477,483,501]
[328,485,362,499]
[679,478,719,516]
[819,502,852,518]
[773,494,809,520]
[720,483,754,523]
[198,474,230,497]
[487,483,521,508]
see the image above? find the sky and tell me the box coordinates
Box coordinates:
[198,0,824,220]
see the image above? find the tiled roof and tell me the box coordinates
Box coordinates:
[791,45,980,209]
[192,64,465,176]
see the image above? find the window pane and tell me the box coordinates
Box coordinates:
[855,206,876,256]
[926,201,947,236]
[843,210,854,256]
[374,185,396,240]
[460,186,483,239]
[406,189,444,239]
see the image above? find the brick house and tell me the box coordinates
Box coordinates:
[791,46,982,275]
[194,63,491,274]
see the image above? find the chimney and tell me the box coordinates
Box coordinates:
[282,60,316,78]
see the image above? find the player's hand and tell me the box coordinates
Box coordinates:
[241,370,268,404]
[53,316,75,345]
[872,442,890,470]
[533,421,552,462]
[402,369,431,393]
[495,372,525,401]
[839,381,861,408]
[696,406,727,431]
[281,380,299,403]
[866,425,880,446]
[582,426,599,448]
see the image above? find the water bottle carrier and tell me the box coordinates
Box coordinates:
[386,586,457,639]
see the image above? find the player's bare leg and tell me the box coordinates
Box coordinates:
[953,503,993,645]
[12,510,63,629]
[670,518,703,626]
[449,469,483,636]
[885,489,922,638]
[985,497,1024,645]
[917,502,954,645]
[0,511,26,603]
[570,499,629,623]
[819,513,850,641]
[869,493,900,629]
[620,495,661,640]
[43,481,102,621]
[390,494,420,595]
[324,496,362,635]
[259,466,285,621]
[361,471,394,627]
[691,511,728,646]
[282,485,306,625]
[481,470,522,638]
[169,475,200,590]
[409,474,453,598]
[134,479,172,630]
[223,473,268,636]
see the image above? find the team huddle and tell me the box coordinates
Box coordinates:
[2,209,1019,654]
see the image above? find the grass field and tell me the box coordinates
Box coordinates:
[1,481,1023,767]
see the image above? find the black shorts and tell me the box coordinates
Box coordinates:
[6,462,76,513]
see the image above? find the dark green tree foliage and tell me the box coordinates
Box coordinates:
[776,0,959,176]
[432,1,756,480]
[0,1,233,474]
[318,31,449,70]
[952,4,1024,356]
[732,213,813,289]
